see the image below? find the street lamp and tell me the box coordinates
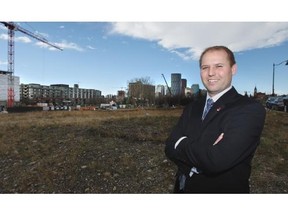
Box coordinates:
[272,60,288,96]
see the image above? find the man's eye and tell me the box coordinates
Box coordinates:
[216,65,223,68]
[201,66,208,70]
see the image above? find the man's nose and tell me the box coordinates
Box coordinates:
[208,67,216,76]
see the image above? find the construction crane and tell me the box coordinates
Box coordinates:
[0,21,63,107]
[161,73,172,96]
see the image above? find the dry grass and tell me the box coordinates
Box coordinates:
[0,108,287,193]
[250,110,288,193]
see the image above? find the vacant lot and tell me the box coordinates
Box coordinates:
[0,108,287,193]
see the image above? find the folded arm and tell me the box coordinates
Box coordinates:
[165,102,266,175]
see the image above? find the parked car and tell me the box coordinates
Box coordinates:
[266,96,288,111]
[266,96,277,109]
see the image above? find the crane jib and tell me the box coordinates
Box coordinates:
[0,21,63,107]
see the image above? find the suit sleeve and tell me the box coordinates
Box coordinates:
[168,101,266,175]
[165,104,196,174]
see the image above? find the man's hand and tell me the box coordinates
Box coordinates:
[213,133,224,145]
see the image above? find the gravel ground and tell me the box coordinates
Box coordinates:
[1,109,287,193]
[0,111,178,193]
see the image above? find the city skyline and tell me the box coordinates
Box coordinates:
[1,1,287,215]
[1,22,288,97]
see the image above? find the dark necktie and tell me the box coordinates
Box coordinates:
[202,98,214,119]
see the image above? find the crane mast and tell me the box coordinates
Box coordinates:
[161,73,172,96]
[0,22,63,107]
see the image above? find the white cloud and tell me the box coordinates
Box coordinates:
[15,36,32,43]
[1,31,83,52]
[0,60,7,65]
[35,31,49,39]
[55,40,84,51]
[0,34,32,43]
[34,41,58,50]
[34,40,84,51]
[0,33,8,40]
[111,22,288,60]
[0,25,7,31]
[87,45,95,50]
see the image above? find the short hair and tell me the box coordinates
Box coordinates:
[199,45,236,67]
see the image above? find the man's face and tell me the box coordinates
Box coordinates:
[200,50,237,97]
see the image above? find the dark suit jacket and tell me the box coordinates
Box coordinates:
[165,87,266,193]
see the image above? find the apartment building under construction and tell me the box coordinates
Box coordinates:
[0,70,20,107]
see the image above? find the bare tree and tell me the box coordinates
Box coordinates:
[128,76,154,85]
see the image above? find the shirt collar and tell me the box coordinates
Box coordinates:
[206,86,232,103]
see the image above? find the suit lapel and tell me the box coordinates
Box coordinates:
[202,87,240,124]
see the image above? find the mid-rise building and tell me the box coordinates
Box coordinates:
[20,83,101,105]
[116,90,126,103]
[128,81,155,105]
[155,84,165,97]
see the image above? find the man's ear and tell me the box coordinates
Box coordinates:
[232,64,237,75]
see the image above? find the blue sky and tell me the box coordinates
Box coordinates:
[1,22,288,96]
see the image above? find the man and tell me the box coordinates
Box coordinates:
[165,46,266,193]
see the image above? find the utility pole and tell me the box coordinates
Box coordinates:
[272,60,288,96]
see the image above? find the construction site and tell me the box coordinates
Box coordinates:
[0,22,63,110]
